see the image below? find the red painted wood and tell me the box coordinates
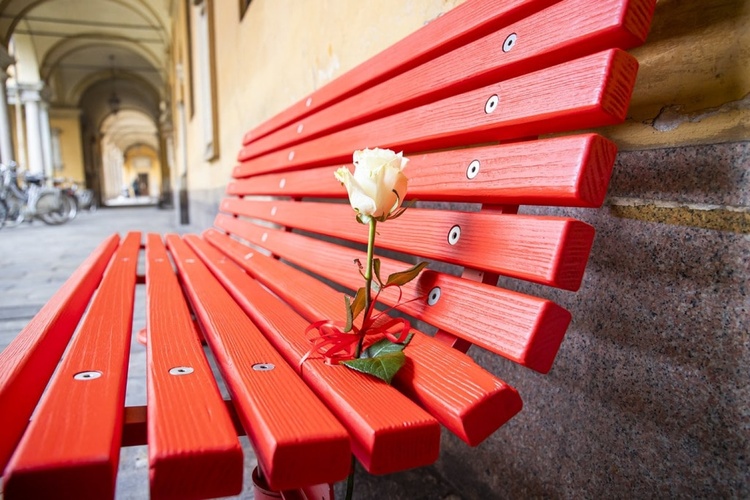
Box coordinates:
[0,234,119,473]
[203,230,523,446]
[4,233,141,500]
[242,0,560,144]
[145,233,244,500]
[164,234,351,491]
[218,199,595,291]
[241,0,654,161]
[235,49,638,176]
[228,134,616,208]
[184,234,441,474]
[212,217,569,374]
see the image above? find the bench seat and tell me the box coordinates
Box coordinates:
[0,0,655,497]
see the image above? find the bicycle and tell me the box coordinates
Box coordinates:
[0,162,73,226]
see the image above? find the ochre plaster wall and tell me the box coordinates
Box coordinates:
[49,109,85,184]
[174,0,466,227]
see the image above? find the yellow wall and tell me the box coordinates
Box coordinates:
[172,0,467,208]
[49,108,85,183]
[596,0,749,150]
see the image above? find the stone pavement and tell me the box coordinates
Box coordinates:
[0,206,460,499]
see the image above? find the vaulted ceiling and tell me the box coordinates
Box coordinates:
[0,0,173,150]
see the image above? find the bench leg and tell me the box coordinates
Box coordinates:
[252,466,334,500]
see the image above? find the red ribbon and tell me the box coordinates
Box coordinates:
[300,312,412,367]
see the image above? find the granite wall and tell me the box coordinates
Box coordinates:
[432,142,749,498]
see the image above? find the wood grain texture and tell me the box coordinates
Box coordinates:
[0,234,119,474]
[242,0,559,144]
[210,219,570,374]
[165,234,351,491]
[184,234,441,474]
[240,0,652,161]
[218,200,595,291]
[203,229,523,446]
[228,134,617,208]
[145,233,244,500]
[4,233,141,500]
[235,49,638,176]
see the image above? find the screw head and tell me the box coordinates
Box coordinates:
[503,33,517,53]
[448,225,461,245]
[427,287,441,306]
[466,160,480,179]
[485,94,499,114]
[74,371,102,380]
[252,363,275,371]
[169,366,194,376]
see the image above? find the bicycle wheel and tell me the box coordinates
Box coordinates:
[0,199,7,228]
[36,191,69,225]
[3,196,25,228]
[63,192,78,220]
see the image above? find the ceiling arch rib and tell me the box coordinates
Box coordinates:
[100,109,158,151]
[0,0,170,48]
[41,33,164,81]
[71,67,162,110]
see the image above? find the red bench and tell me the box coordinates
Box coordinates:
[0,0,655,497]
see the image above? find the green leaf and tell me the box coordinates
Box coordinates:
[373,258,383,286]
[364,333,414,358]
[350,287,367,322]
[341,352,406,384]
[344,295,353,332]
[385,262,428,287]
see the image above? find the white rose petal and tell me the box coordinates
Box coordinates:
[336,148,409,223]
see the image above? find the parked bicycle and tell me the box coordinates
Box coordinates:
[0,162,76,227]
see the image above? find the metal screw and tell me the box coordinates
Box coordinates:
[74,371,102,380]
[297,123,304,133]
[288,151,295,161]
[466,160,480,179]
[503,33,517,53]
[305,97,313,107]
[271,206,277,216]
[169,366,194,376]
[279,178,286,189]
[252,363,275,371]
[485,95,499,114]
[448,225,461,245]
[261,233,268,242]
[427,287,441,306]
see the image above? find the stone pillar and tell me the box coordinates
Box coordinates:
[21,88,44,175]
[0,47,15,164]
[39,99,54,178]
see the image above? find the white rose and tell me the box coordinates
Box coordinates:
[335,148,409,223]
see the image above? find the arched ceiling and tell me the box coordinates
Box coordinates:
[0,0,171,149]
[100,109,158,151]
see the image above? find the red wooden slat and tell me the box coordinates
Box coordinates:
[210,220,570,373]
[218,200,595,291]
[4,233,141,499]
[235,49,638,176]
[228,134,616,208]
[184,235,441,474]
[145,233,243,500]
[241,0,653,161]
[0,234,119,473]
[164,234,351,491]
[242,0,560,144]
[203,230,523,446]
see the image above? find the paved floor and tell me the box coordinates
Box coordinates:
[0,206,460,499]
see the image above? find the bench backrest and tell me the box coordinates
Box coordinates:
[200,0,653,468]
[0,0,656,496]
